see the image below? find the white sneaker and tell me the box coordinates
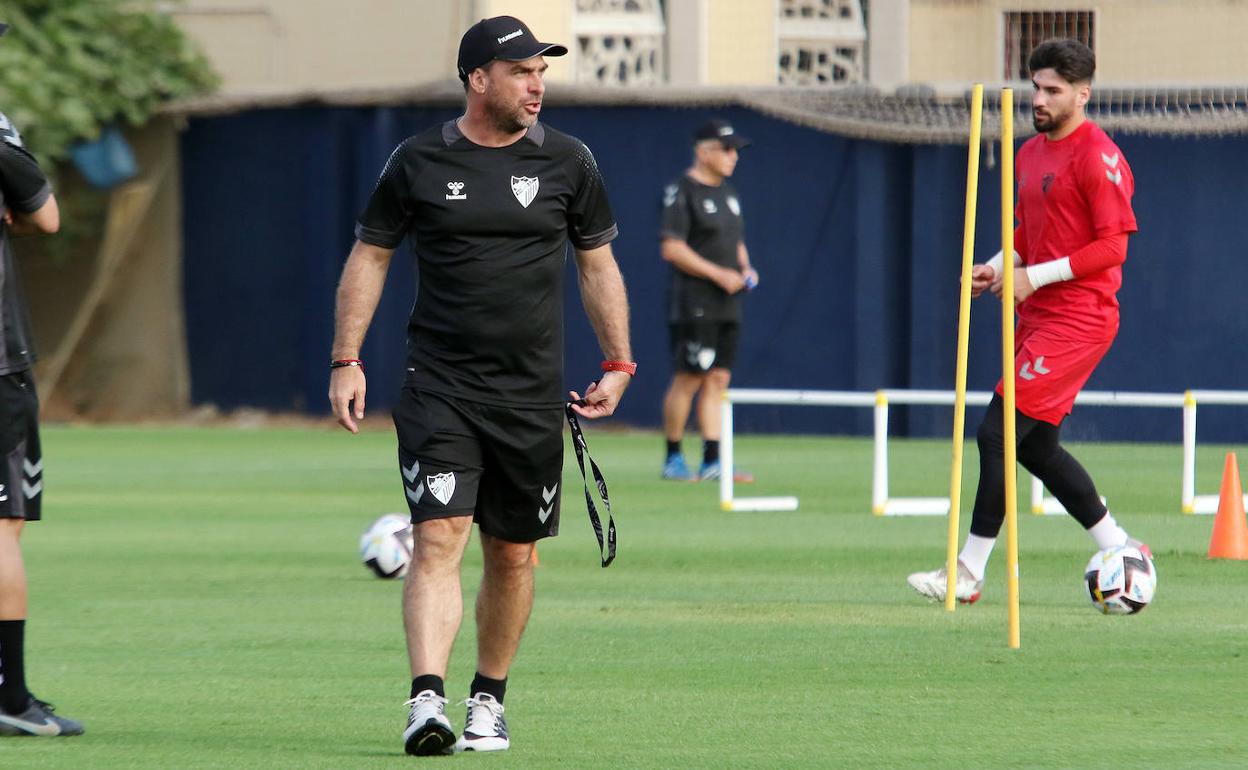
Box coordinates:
[907,560,983,604]
[454,693,510,752]
[402,690,455,756]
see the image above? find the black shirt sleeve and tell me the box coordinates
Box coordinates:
[0,114,52,214]
[355,139,416,249]
[659,178,691,242]
[567,141,618,250]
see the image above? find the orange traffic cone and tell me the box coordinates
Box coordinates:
[1208,452,1248,560]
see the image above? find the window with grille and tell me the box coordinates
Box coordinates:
[573,0,666,86]
[1004,11,1095,81]
[777,0,867,85]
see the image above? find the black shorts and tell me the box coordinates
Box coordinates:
[392,388,564,543]
[0,370,42,521]
[670,320,739,373]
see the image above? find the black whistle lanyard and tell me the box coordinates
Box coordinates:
[564,403,617,568]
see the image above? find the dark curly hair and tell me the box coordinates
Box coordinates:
[1028,38,1095,84]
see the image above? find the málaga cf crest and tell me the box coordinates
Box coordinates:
[426,472,456,506]
[511,176,539,208]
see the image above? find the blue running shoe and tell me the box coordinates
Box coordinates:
[662,454,693,481]
[698,460,755,483]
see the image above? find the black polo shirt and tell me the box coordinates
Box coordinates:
[356,120,618,408]
[660,174,745,322]
[0,113,51,376]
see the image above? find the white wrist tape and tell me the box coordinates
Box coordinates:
[1025,257,1074,289]
[985,250,1021,279]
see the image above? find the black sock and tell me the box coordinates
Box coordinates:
[666,440,681,458]
[703,440,720,465]
[0,620,29,713]
[469,672,507,704]
[411,674,445,699]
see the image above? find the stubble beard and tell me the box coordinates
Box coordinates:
[1032,105,1071,134]
[486,92,535,135]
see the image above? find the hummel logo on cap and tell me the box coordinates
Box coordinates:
[457,16,568,82]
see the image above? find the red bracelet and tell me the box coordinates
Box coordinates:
[601,360,637,376]
[330,359,365,371]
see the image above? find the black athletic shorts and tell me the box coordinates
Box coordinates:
[392,388,564,543]
[0,370,42,521]
[670,320,739,373]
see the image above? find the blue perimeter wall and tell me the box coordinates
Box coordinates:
[181,105,1248,443]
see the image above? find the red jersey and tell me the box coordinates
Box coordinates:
[1014,120,1137,342]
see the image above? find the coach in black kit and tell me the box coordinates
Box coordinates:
[328,16,634,757]
[0,20,84,739]
[659,120,758,482]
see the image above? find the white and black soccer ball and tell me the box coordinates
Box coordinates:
[1084,544,1156,615]
[359,513,414,579]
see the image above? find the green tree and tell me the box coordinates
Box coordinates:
[0,0,218,163]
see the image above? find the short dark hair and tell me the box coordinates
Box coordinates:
[1028,38,1095,84]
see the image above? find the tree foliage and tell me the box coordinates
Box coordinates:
[0,0,218,162]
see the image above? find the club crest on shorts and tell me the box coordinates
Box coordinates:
[697,347,717,371]
[426,472,456,506]
[511,175,539,208]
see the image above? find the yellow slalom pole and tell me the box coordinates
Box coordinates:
[1000,88,1021,649]
[946,83,984,612]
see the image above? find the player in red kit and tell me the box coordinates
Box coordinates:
[908,38,1149,603]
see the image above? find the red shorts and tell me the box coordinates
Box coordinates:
[994,325,1114,425]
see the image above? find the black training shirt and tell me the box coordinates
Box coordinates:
[660,174,745,322]
[356,120,618,408]
[0,113,51,375]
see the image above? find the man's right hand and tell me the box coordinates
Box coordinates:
[329,366,367,433]
[969,263,998,298]
[715,267,747,294]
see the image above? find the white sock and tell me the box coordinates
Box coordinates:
[1088,512,1129,550]
[958,534,996,581]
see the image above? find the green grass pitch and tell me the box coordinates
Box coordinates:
[8,424,1248,768]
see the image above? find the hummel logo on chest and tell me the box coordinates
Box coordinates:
[446,181,467,200]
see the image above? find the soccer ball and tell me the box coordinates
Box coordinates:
[1084,544,1156,615]
[359,513,414,579]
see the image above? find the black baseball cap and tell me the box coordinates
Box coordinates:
[457,16,568,83]
[694,119,751,149]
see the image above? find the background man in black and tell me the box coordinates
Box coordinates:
[659,120,758,482]
[0,20,84,739]
[328,16,633,757]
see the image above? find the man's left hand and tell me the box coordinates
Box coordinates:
[989,266,1036,303]
[569,370,631,419]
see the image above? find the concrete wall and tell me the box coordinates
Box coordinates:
[171,1,1246,95]
[908,0,1248,85]
[170,0,469,94]
[706,0,778,85]
[170,0,784,94]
